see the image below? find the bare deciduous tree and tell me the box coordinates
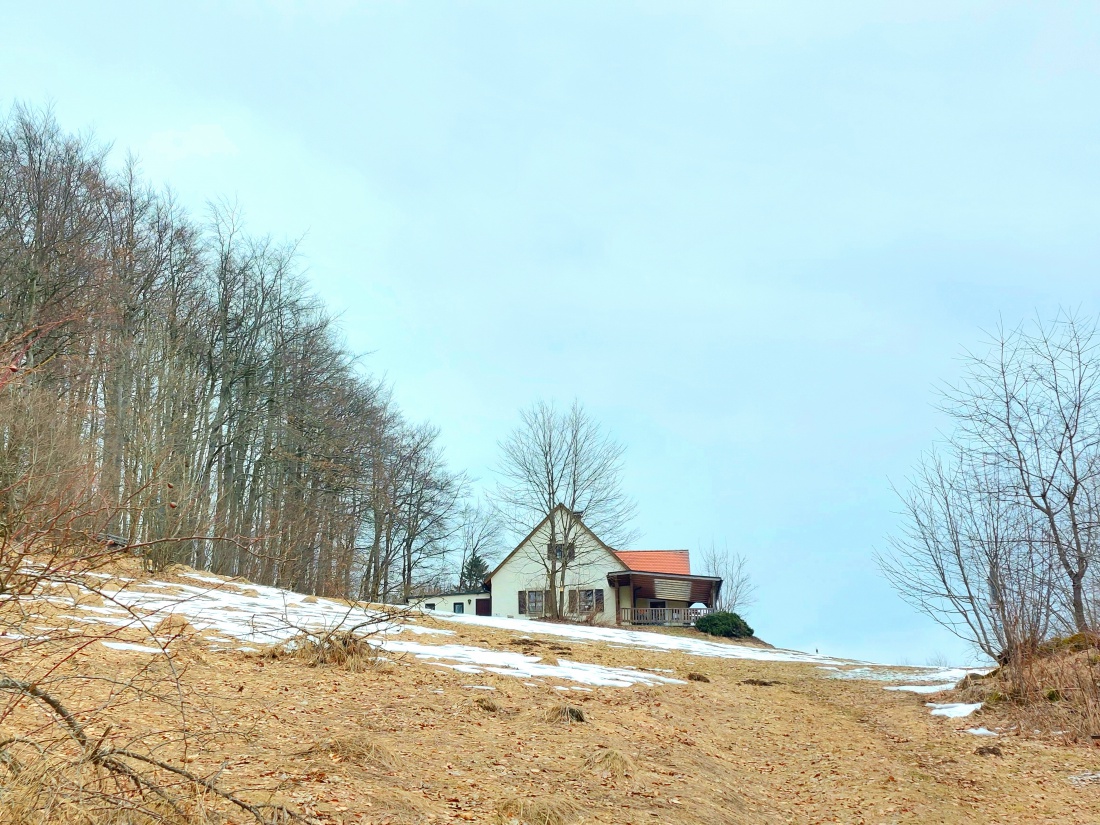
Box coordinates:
[880,313,1100,662]
[699,542,756,615]
[0,103,467,607]
[493,400,637,618]
[877,447,1058,662]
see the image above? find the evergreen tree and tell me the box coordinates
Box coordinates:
[459,551,490,591]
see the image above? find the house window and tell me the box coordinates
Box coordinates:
[568,588,605,614]
[453,602,464,614]
[424,603,436,611]
[527,590,544,615]
[547,542,576,562]
[519,589,546,615]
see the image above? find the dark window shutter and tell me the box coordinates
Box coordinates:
[545,590,552,614]
[567,544,576,561]
[568,589,578,613]
[595,589,605,612]
[518,591,526,614]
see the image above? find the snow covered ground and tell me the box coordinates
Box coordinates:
[27,569,992,719]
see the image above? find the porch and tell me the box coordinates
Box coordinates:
[607,569,722,627]
[619,606,715,626]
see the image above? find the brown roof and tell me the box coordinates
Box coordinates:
[612,550,691,575]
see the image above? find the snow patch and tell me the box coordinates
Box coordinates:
[927,702,982,718]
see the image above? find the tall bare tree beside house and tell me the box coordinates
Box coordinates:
[494,400,637,618]
[699,541,756,615]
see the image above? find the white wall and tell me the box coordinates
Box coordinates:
[489,511,626,623]
[407,593,486,614]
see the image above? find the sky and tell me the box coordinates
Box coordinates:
[3,1,1099,664]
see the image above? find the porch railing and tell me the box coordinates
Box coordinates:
[619,607,713,627]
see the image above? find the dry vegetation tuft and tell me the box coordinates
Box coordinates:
[686,671,710,683]
[582,747,634,778]
[954,637,1100,741]
[299,733,396,769]
[258,629,384,673]
[475,696,500,713]
[544,704,586,724]
[493,797,580,825]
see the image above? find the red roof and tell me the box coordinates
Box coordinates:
[613,550,691,575]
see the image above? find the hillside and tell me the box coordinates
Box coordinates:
[3,564,1099,825]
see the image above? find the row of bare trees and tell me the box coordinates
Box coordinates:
[0,104,471,601]
[879,313,1100,663]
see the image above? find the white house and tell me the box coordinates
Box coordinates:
[481,505,722,626]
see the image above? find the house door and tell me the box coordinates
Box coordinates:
[475,598,491,616]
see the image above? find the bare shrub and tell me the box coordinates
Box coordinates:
[959,639,1100,742]
[257,630,382,673]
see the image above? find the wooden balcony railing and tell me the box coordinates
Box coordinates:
[619,607,713,627]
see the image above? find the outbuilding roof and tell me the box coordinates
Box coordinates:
[612,549,691,575]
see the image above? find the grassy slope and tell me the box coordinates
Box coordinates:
[5,569,1099,825]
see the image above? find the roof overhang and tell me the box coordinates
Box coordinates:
[607,570,722,605]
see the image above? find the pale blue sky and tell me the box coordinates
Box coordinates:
[5,1,1099,663]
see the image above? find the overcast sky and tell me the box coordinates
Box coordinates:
[5,1,1099,664]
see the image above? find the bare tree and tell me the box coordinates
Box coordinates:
[880,312,1100,662]
[943,314,1100,635]
[0,103,465,608]
[877,447,1058,662]
[454,497,502,590]
[699,542,756,614]
[493,400,637,618]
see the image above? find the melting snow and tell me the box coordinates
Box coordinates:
[426,610,847,665]
[40,568,991,701]
[927,702,982,718]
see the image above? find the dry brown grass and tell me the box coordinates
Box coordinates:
[543,704,585,724]
[51,581,102,607]
[298,733,396,769]
[153,614,196,638]
[954,638,1100,742]
[475,696,500,713]
[582,746,634,778]
[13,561,1100,824]
[493,797,580,825]
[0,758,227,824]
